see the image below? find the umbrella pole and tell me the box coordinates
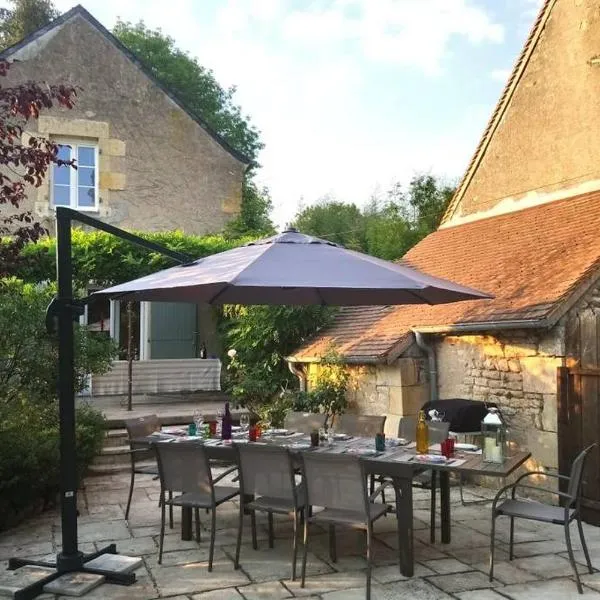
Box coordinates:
[7,207,190,600]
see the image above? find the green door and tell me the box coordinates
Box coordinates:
[148,302,197,358]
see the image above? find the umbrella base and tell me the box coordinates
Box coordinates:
[7,544,136,600]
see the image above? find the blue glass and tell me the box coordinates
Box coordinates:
[78,166,95,187]
[53,163,70,185]
[78,186,95,207]
[53,185,70,206]
[77,146,95,167]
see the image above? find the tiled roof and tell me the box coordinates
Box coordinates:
[290,191,600,362]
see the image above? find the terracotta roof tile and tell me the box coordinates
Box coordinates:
[292,192,600,361]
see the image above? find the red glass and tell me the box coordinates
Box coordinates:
[249,424,258,442]
[441,438,455,458]
[208,421,217,437]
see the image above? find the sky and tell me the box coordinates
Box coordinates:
[48,0,543,228]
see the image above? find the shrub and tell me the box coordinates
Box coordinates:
[0,277,117,403]
[0,398,105,531]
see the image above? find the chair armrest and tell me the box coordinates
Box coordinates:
[369,481,394,502]
[512,484,573,500]
[213,465,238,484]
[514,471,570,485]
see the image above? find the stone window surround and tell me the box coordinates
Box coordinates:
[28,116,126,220]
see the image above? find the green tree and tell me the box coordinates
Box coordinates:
[293,174,454,261]
[113,20,262,164]
[222,304,336,412]
[0,0,57,50]
[292,199,365,250]
[225,179,275,238]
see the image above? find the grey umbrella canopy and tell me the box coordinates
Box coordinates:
[96,228,492,306]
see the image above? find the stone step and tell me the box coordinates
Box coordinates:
[87,459,156,476]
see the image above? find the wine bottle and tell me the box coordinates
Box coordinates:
[199,342,207,359]
[221,402,232,440]
[416,409,429,455]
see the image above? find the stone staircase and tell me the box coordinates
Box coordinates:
[87,393,238,476]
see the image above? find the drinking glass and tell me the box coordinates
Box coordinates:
[193,409,204,437]
[240,413,250,432]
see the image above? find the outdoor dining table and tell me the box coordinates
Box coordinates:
[140,432,530,577]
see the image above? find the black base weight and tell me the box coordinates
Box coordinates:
[7,544,135,600]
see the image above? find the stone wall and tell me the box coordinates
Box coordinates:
[436,329,564,469]
[343,358,429,418]
[4,12,245,235]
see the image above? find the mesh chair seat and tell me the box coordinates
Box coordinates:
[311,503,387,528]
[167,486,239,509]
[496,498,575,524]
[248,485,306,515]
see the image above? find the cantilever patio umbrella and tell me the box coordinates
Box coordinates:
[97,228,492,305]
[8,215,491,600]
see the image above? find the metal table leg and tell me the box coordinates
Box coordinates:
[393,477,414,577]
[440,471,451,544]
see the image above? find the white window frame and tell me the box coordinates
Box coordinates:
[51,140,99,211]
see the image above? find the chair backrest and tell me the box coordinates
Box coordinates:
[399,416,416,441]
[567,443,597,505]
[398,417,449,444]
[334,414,386,437]
[125,414,160,440]
[236,443,297,503]
[284,411,327,434]
[301,452,368,515]
[154,441,213,498]
[384,414,402,438]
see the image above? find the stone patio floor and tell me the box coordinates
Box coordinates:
[2,471,600,600]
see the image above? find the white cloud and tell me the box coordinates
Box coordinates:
[490,68,511,82]
[282,0,504,75]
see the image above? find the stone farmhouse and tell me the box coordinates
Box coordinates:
[288,0,600,520]
[2,5,249,395]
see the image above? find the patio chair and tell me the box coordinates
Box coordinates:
[283,411,327,434]
[334,414,386,437]
[299,452,392,600]
[154,440,239,570]
[124,414,173,524]
[234,443,305,580]
[489,443,596,594]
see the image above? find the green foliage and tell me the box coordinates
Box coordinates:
[10,229,248,287]
[222,305,336,420]
[0,398,105,530]
[293,200,365,250]
[0,278,117,403]
[113,19,262,165]
[225,178,275,239]
[0,0,58,50]
[295,348,350,425]
[293,174,455,261]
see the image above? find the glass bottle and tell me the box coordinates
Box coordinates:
[221,402,232,440]
[416,410,429,454]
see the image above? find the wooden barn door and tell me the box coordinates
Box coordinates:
[557,366,600,524]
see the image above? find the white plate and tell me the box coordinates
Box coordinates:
[455,443,479,451]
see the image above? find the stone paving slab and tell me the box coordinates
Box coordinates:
[0,473,599,600]
[502,577,600,599]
